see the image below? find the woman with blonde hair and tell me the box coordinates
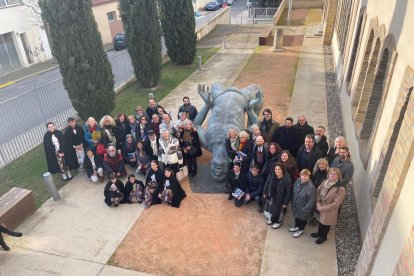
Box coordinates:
[311,158,329,189]
[235,130,253,174]
[99,115,117,148]
[327,136,347,165]
[83,117,101,150]
[225,128,240,169]
[182,120,202,177]
[313,167,345,244]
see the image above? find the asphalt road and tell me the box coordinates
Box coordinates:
[0,10,226,103]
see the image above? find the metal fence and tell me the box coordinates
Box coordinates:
[231,7,277,25]
[0,49,134,168]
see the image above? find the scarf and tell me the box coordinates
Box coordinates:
[230,137,239,151]
[88,124,97,134]
[320,179,338,200]
[183,129,192,143]
[239,140,246,151]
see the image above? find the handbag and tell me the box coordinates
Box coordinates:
[96,143,106,155]
[176,166,188,181]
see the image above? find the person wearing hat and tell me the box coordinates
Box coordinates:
[144,129,159,161]
[122,134,137,167]
[64,117,87,174]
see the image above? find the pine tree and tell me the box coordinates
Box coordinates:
[159,0,196,65]
[39,0,115,120]
[119,0,162,88]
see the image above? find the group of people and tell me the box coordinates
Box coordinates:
[225,110,354,244]
[42,95,355,244]
[43,97,201,209]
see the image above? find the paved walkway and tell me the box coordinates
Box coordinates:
[0,25,337,275]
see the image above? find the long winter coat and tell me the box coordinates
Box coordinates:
[43,130,77,174]
[272,126,300,156]
[292,179,316,221]
[64,124,86,166]
[317,180,346,225]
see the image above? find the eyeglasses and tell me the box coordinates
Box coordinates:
[105,120,110,122]
[136,109,142,112]
[264,113,271,116]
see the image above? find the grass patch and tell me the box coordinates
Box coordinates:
[277,9,305,26]
[0,47,219,208]
[112,47,219,116]
[305,9,322,25]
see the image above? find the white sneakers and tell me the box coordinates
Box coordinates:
[272,222,283,229]
[289,227,299,232]
[293,230,304,238]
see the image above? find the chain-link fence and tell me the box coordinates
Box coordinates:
[0,50,134,168]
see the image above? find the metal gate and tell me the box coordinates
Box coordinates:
[230,7,277,24]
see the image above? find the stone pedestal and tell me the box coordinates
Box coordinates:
[272,28,284,52]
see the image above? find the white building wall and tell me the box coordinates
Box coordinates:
[0,2,52,68]
[332,0,414,238]
[370,161,414,275]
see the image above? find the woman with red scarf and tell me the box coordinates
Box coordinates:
[83,117,101,150]
[233,130,253,174]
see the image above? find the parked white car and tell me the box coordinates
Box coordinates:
[247,0,252,8]
[226,0,234,5]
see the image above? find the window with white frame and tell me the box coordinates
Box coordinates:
[107,11,116,22]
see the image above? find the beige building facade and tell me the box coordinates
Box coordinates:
[326,0,414,274]
[91,0,124,45]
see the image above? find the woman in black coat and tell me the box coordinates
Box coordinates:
[104,174,126,207]
[311,158,329,189]
[64,117,86,173]
[263,163,292,229]
[153,167,186,208]
[181,121,202,177]
[43,122,76,180]
[124,174,145,203]
[262,142,282,179]
[115,113,130,150]
[144,160,164,208]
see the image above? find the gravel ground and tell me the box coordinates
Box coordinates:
[324,46,362,276]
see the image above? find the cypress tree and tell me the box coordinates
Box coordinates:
[39,0,115,120]
[159,0,196,65]
[119,0,162,88]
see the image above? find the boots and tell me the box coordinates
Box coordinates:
[0,233,10,251]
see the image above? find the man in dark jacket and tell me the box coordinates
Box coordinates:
[258,108,279,142]
[65,117,87,174]
[252,136,268,171]
[146,98,160,119]
[315,126,329,158]
[272,117,300,156]
[294,115,315,148]
[245,164,265,211]
[331,146,354,186]
[296,134,322,171]
[227,162,248,202]
[178,96,198,121]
